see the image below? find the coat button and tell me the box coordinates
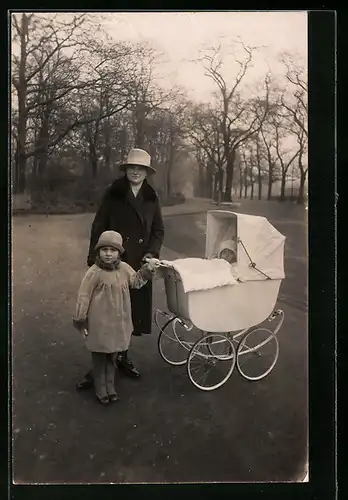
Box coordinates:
[139,238,144,243]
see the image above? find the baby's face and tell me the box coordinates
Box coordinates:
[99,246,120,264]
[219,248,237,264]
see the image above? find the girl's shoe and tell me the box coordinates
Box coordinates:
[109,393,120,403]
[96,395,109,405]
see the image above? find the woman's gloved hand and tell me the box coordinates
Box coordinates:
[144,258,161,273]
[142,252,154,263]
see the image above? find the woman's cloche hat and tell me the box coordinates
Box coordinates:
[120,148,156,173]
[94,231,125,254]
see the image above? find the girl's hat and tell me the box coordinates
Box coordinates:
[120,148,156,173]
[94,231,125,254]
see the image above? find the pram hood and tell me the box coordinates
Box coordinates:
[206,210,286,281]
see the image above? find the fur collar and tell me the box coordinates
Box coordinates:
[95,254,121,271]
[108,176,158,202]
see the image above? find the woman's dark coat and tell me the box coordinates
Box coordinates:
[87,176,164,335]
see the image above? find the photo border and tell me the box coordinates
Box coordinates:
[5,8,337,500]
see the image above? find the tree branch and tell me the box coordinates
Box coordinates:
[23,101,131,159]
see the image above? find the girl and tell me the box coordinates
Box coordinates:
[73,230,158,405]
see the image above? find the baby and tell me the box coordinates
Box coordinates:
[218,240,237,264]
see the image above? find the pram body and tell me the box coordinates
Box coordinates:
[155,210,286,391]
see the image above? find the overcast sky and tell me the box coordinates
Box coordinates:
[11,11,307,102]
[100,11,307,100]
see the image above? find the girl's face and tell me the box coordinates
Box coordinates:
[99,246,120,264]
[219,248,237,264]
[126,165,148,186]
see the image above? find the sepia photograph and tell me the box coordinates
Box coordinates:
[11,10,308,484]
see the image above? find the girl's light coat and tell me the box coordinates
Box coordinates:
[74,262,150,353]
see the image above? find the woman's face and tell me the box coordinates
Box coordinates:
[99,246,120,264]
[126,165,148,186]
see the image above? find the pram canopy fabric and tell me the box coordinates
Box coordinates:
[205,210,286,282]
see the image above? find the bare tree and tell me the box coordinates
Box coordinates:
[280,52,308,203]
[198,41,271,201]
[12,13,89,192]
[259,119,278,201]
[272,112,299,201]
[125,42,182,151]
[184,101,226,201]
[254,133,267,200]
[11,13,134,194]
[75,41,141,182]
[143,98,187,198]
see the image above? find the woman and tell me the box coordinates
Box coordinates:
[76,148,164,389]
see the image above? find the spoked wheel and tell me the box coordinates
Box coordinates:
[158,317,202,366]
[187,334,236,391]
[236,327,279,381]
[207,334,234,359]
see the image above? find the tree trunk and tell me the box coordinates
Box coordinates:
[166,165,171,198]
[15,13,29,194]
[213,173,219,201]
[239,166,243,198]
[257,168,262,200]
[218,168,224,202]
[104,144,112,172]
[197,164,204,197]
[135,104,146,149]
[208,172,213,199]
[166,142,175,197]
[30,101,50,201]
[267,164,273,201]
[37,153,49,198]
[207,161,215,199]
[256,139,262,200]
[104,120,112,173]
[244,167,248,199]
[297,171,307,204]
[280,173,286,202]
[120,127,127,164]
[250,167,254,200]
[14,147,26,194]
[224,151,235,202]
[90,149,98,179]
[86,126,99,180]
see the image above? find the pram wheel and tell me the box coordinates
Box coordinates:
[158,317,201,366]
[236,327,279,381]
[187,333,236,391]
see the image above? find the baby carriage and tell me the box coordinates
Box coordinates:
[154,210,286,391]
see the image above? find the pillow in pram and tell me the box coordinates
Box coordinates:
[160,257,239,293]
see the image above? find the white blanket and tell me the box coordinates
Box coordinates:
[159,258,239,293]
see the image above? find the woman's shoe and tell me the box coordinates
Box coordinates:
[76,371,94,390]
[116,352,140,378]
[96,395,110,405]
[109,393,120,403]
[132,331,142,337]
